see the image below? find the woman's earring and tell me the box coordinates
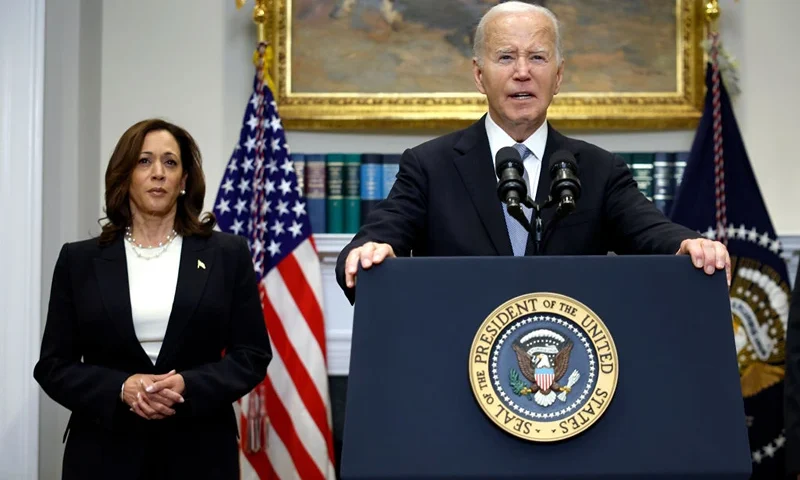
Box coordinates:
[180,189,186,195]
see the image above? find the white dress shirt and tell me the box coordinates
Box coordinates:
[484,113,549,200]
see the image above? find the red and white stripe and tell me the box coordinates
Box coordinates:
[240,238,335,479]
[535,373,554,392]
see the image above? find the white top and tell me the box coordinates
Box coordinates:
[485,113,548,200]
[124,235,183,364]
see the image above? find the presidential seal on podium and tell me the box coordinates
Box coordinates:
[468,292,619,442]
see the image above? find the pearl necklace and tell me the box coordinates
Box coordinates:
[124,226,178,260]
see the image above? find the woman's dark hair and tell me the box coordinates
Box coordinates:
[99,118,216,245]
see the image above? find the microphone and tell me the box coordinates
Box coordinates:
[548,150,581,216]
[495,146,527,208]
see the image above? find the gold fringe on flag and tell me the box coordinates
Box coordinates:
[703,0,741,96]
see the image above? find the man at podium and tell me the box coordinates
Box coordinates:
[335,1,730,303]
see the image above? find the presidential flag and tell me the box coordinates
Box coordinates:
[213,43,335,479]
[670,33,791,479]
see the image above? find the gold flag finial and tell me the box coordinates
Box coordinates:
[236,0,275,90]
[253,0,268,45]
[236,0,269,44]
[705,0,721,32]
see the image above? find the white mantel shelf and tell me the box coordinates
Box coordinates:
[314,233,355,257]
[314,234,800,376]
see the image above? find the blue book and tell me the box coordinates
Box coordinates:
[360,153,383,225]
[382,154,400,198]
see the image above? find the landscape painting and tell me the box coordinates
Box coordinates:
[270,0,703,129]
[289,0,678,94]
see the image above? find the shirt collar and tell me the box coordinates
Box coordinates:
[484,113,548,165]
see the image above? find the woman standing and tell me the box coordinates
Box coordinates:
[34,119,271,479]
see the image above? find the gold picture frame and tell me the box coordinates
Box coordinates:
[267,0,706,131]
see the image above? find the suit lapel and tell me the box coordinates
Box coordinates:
[452,118,513,256]
[526,124,580,255]
[156,234,214,368]
[534,124,561,207]
[93,236,152,365]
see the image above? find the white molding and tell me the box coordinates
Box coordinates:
[314,235,354,375]
[780,235,800,254]
[781,235,800,288]
[315,234,800,376]
[0,0,44,478]
[326,329,354,377]
[314,233,355,257]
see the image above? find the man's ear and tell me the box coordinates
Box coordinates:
[473,58,487,95]
[553,59,565,96]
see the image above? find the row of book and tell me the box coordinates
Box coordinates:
[292,153,400,235]
[291,152,690,235]
[620,152,690,218]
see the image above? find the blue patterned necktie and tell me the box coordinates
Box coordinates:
[502,143,533,256]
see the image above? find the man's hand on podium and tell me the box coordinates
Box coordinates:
[344,242,396,288]
[676,238,732,287]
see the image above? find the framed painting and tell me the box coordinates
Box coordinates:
[266,0,706,130]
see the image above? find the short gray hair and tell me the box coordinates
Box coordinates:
[473,1,563,66]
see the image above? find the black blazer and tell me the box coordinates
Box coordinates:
[336,117,698,304]
[786,261,800,475]
[34,231,271,479]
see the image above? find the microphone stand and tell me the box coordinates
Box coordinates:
[506,195,558,255]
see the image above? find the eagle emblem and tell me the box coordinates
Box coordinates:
[469,293,618,442]
[510,329,581,407]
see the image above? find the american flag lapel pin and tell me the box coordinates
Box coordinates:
[197,259,206,270]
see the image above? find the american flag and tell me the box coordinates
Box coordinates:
[213,45,335,479]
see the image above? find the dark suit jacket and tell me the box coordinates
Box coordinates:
[34,231,271,480]
[336,117,698,304]
[786,261,800,475]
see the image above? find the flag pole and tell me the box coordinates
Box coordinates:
[702,0,728,243]
[235,0,274,457]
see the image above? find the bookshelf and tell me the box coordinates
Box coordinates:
[314,233,800,376]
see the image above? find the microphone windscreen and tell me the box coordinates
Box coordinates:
[495,146,524,176]
[496,146,522,163]
[549,150,578,175]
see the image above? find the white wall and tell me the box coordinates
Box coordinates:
[0,0,44,478]
[39,1,104,478]
[99,0,227,217]
[33,0,800,477]
[717,0,800,234]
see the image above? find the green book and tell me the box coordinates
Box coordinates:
[630,152,654,200]
[325,154,345,234]
[343,154,361,234]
